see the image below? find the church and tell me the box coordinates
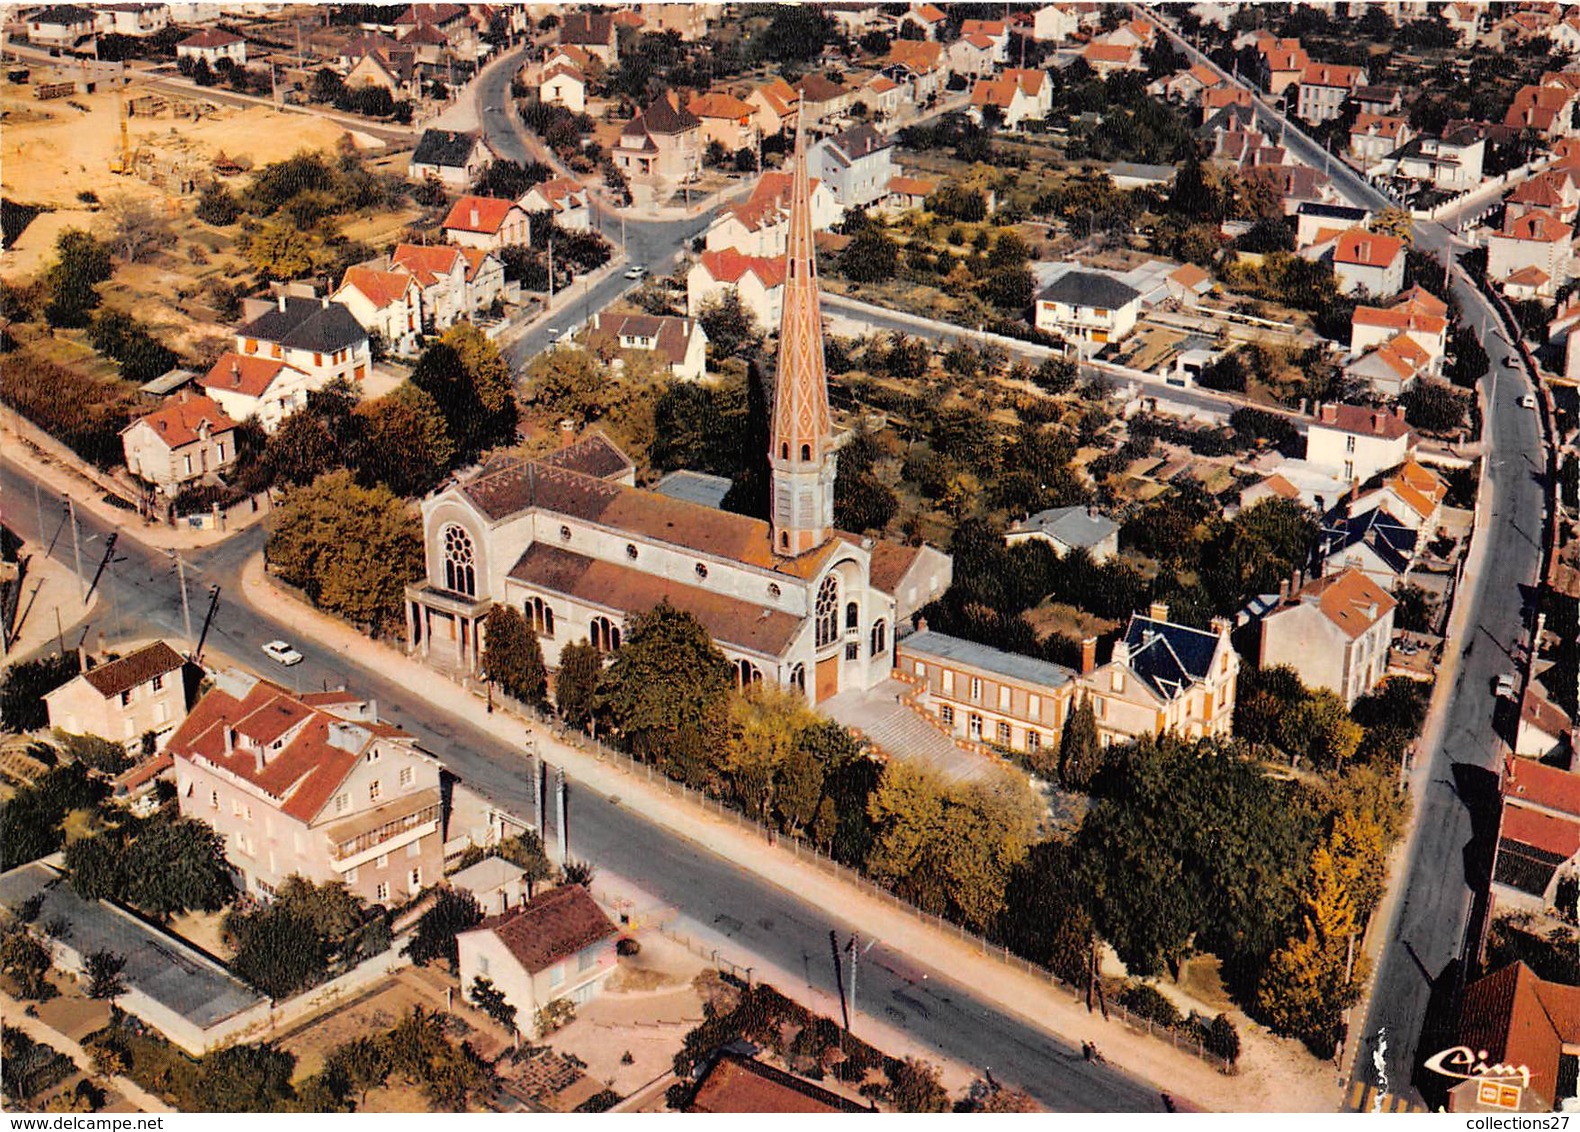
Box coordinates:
[404,129,952,703]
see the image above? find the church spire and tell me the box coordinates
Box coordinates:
[768,121,837,558]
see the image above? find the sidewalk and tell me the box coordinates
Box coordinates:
[239,551,1341,1113]
[1,420,251,553]
[0,990,175,1114]
[4,548,99,663]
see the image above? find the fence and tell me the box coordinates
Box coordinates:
[483,691,1238,1076]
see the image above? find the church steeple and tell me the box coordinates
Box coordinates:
[768,122,837,558]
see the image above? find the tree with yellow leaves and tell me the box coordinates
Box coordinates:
[1257,842,1368,1056]
[724,684,817,821]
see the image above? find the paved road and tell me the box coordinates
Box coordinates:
[0,454,1168,1112]
[1146,10,1547,1105]
[471,53,714,370]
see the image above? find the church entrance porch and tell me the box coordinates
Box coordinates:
[405,583,489,674]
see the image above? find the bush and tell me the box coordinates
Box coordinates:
[57,732,131,774]
[1116,983,1183,1029]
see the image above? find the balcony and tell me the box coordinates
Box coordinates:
[326,788,442,862]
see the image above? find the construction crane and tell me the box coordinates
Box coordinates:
[109,87,131,175]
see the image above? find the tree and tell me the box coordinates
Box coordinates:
[697,290,762,361]
[596,602,734,784]
[196,182,241,226]
[87,310,177,383]
[266,470,424,636]
[404,888,482,969]
[1402,379,1468,435]
[1058,694,1102,789]
[554,640,602,730]
[191,1043,299,1112]
[243,221,318,280]
[481,604,548,707]
[1,651,81,731]
[99,194,175,263]
[84,949,126,1002]
[410,324,517,457]
[840,224,899,283]
[322,1036,390,1108]
[230,904,328,1000]
[1289,688,1364,770]
[1000,838,1095,984]
[65,832,129,902]
[124,817,235,920]
[881,1057,950,1113]
[1256,844,1366,1056]
[0,925,55,1000]
[42,229,113,327]
[256,410,346,488]
[1371,208,1414,246]
[469,976,518,1032]
[354,383,455,497]
[724,684,817,820]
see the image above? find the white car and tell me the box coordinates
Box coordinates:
[624,265,648,280]
[1520,394,1538,410]
[262,640,304,667]
[1495,672,1517,699]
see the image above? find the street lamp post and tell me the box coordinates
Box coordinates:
[63,496,83,603]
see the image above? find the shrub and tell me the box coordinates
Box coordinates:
[1116,983,1183,1029]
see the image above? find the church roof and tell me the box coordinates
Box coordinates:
[537,431,634,480]
[508,543,806,656]
[456,460,839,580]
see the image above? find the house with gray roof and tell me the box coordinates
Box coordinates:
[1033,270,1143,355]
[1005,505,1120,562]
[809,124,895,209]
[409,128,493,190]
[234,294,372,387]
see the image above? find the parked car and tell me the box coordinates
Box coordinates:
[624,264,648,280]
[1505,355,1518,367]
[546,327,561,343]
[263,640,304,666]
[1495,672,1517,699]
[1520,394,1538,409]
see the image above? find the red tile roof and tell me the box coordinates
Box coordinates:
[1083,41,1139,64]
[390,242,465,287]
[79,641,185,698]
[200,352,301,399]
[179,28,243,48]
[1456,963,1580,1110]
[688,1052,872,1114]
[1501,802,1580,859]
[1301,568,1396,639]
[886,39,944,71]
[1501,209,1573,242]
[338,266,417,311]
[887,175,936,198]
[1335,227,1405,268]
[699,247,786,289]
[1301,62,1365,88]
[471,884,616,974]
[689,91,756,120]
[1506,758,1580,818]
[443,195,521,235]
[124,394,237,448]
[1315,402,1415,441]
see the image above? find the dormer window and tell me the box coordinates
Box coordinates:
[695,563,709,579]
[626,543,638,560]
[560,525,572,542]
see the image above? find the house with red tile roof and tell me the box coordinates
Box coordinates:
[947,32,998,79]
[1506,170,1580,226]
[1259,568,1396,706]
[906,1,947,39]
[1254,35,1309,95]
[558,10,617,65]
[581,312,708,382]
[1161,63,1224,105]
[1505,83,1578,138]
[456,884,619,1033]
[120,392,238,497]
[170,667,448,906]
[705,169,839,257]
[863,73,904,120]
[442,194,531,251]
[537,56,585,114]
[1343,335,1428,398]
[1348,457,1449,532]
[1308,402,1418,483]
[1296,62,1368,124]
[883,39,947,101]
[1082,40,1143,79]
[969,68,1052,129]
[613,91,703,200]
[1351,291,1449,380]
[881,174,937,215]
[687,90,761,153]
[686,1050,874,1112]
[1332,227,1406,297]
[1493,756,1580,915]
[1489,209,1573,298]
[197,351,315,434]
[1349,113,1413,165]
[1447,962,1580,1112]
[389,243,502,330]
[44,641,190,750]
[1515,687,1573,761]
[333,266,425,356]
[518,176,591,232]
[687,247,787,327]
[746,77,799,137]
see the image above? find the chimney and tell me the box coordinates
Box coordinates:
[1148,602,1169,623]
[1278,578,1290,601]
[558,418,577,446]
[231,361,242,386]
[321,295,329,309]
[1319,403,1337,424]
[916,616,929,634]
[179,387,189,403]
[1350,476,1360,503]
[1211,616,1232,636]
[1112,638,1130,667]
[470,205,480,228]
[1395,404,1407,422]
[1366,602,1379,621]
[78,648,88,674]
[1080,636,1097,675]
[255,744,266,773]
[277,292,287,313]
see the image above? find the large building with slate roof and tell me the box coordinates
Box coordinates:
[406,131,952,704]
[235,294,372,387]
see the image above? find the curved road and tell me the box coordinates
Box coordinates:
[0,454,1166,1112]
[1147,11,1547,1107]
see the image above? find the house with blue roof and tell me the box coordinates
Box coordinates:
[1076,602,1240,745]
[1320,506,1419,586]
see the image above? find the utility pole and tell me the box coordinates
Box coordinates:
[168,549,192,644]
[33,479,44,549]
[554,765,568,866]
[193,585,220,664]
[547,234,554,302]
[829,930,850,1031]
[63,496,83,603]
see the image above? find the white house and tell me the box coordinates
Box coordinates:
[409,129,493,190]
[1033,271,1142,355]
[235,294,373,386]
[582,313,708,382]
[705,171,839,257]
[197,352,316,434]
[457,885,619,1034]
[332,267,425,357]
[1306,402,1417,483]
[388,244,502,331]
[1332,227,1406,298]
[26,5,98,50]
[1381,126,1486,192]
[538,59,586,114]
[687,248,786,329]
[120,393,238,497]
[442,195,531,251]
[1031,3,1079,42]
[519,177,591,233]
[809,124,895,210]
[1259,568,1396,707]
[44,641,188,749]
[176,28,246,67]
[1488,210,1573,297]
[1295,62,1367,124]
[1350,288,1448,376]
[97,3,170,38]
[1005,506,1119,563]
[1349,113,1411,165]
[969,68,1052,130]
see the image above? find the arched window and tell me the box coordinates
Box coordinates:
[735,658,761,687]
[780,531,789,551]
[781,442,790,459]
[442,525,476,596]
[845,601,859,631]
[526,596,554,638]
[801,444,811,461]
[591,616,622,652]
[815,575,839,648]
[790,663,806,693]
[870,619,887,657]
